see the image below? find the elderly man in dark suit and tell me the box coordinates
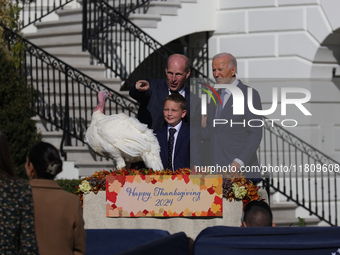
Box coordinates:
[204,53,262,180]
[129,53,201,131]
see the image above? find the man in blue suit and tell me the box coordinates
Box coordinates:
[129,54,201,131]
[204,53,262,179]
[156,94,199,171]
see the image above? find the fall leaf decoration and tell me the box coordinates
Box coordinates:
[223,178,261,208]
[75,169,261,208]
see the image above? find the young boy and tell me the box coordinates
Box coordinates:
[155,94,190,171]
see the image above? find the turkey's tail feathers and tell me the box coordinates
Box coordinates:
[140,127,163,171]
[142,146,163,170]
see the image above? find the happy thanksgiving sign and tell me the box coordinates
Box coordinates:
[106,175,223,217]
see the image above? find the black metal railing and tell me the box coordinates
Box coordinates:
[82,0,207,90]
[105,0,151,16]
[259,117,340,226]
[186,32,210,78]
[16,0,74,28]
[2,24,138,159]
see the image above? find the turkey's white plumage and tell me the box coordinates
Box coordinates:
[85,91,163,170]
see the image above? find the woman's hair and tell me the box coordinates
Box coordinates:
[0,130,15,177]
[28,142,62,179]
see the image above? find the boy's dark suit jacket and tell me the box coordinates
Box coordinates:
[156,123,191,170]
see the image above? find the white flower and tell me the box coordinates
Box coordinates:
[79,180,92,194]
[232,183,247,199]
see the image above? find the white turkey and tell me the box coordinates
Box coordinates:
[85,90,163,170]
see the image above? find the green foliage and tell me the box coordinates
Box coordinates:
[290,217,307,227]
[0,0,21,30]
[297,217,307,227]
[0,46,41,179]
[0,0,27,69]
[0,1,41,179]
[56,179,82,194]
[0,0,22,57]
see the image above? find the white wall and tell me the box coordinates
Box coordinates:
[210,0,340,79]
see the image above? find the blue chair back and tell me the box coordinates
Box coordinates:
[86,229,170,255]
[193,226,340,255]
[115,232,190,255]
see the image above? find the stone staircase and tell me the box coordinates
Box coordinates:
[269,188,321,227]
[23,0,194,177]
[128,1,181,28]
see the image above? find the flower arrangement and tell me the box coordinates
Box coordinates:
[75,169,112,206]
[223,178,261,208]
[75,168,191,206]
[75,169,261,208]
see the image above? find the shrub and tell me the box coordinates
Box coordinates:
[56,179,82,194]
[0,46,41,178]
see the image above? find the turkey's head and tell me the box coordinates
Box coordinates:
[94,90,112,113]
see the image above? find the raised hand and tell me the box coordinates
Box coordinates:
[135,80,150,92]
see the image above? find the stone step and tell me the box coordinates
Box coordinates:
[63,145,104,162]
[28,65,107,81]
[34,107,132,121]
[39,130,63,148]
[140,1,181,15]
[39,44,84,54]
[268,188,322,226]
[29,77,124,93]
[28,61,105,71]
[128,14,162,28]
[33,97,119,114]
[26,28,133,48]
[52,53,99,68]
[30,81,124,98]
[271,202,298,219]
[28,33,82,48]
[56,7,83,22]
[34,118,88,133]
[34,94,102,106]
[75,161,115,177]
[179,0,197,2]
[33,113,135,136]
[31,88,134,108]
[34,19,83,33]
[25,27,82,40]
[273,217,320,227]
[48,52,92,66]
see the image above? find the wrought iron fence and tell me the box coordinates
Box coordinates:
[104,0,174,16]
[82,0,207,90]
[2,24,138,158]
[259,117,340,226]
[16,0,74,28]
[186,32,210,78]
[104,0,152,16]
